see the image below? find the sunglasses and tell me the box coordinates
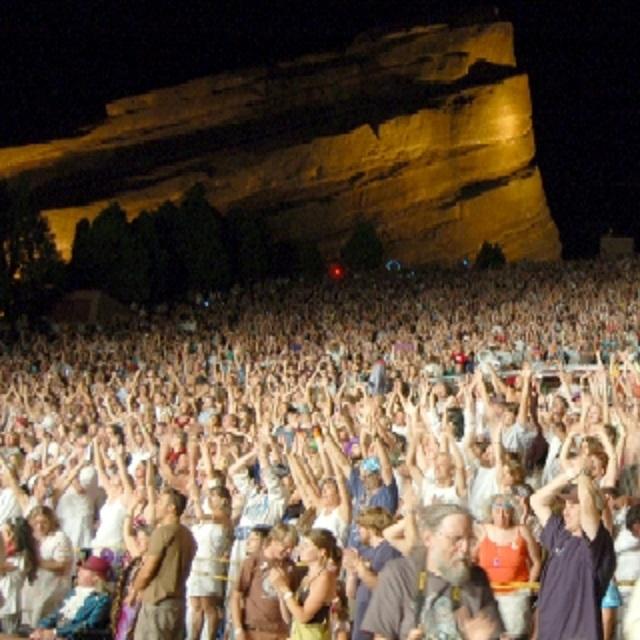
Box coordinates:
[492,501,514,510]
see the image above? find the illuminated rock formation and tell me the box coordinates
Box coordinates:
[0,21,561,263]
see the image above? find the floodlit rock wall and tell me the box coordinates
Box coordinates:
[0,22,561,263]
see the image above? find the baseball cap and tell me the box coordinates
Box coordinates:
[559,484,579,503]
[361,457,381,474]
[79,555,110,580]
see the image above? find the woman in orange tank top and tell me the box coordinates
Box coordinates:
[478,529,530,585]
[475,493,541,638]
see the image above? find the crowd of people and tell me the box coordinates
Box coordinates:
[1,259,640,639]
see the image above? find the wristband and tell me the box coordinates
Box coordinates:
[283,591,294,601]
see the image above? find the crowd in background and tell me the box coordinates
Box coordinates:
[1,259,640,639]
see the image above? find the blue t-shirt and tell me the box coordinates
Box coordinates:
[353,540,402,640]
[347,468,398,546]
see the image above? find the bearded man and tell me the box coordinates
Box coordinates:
[361,504,503,640]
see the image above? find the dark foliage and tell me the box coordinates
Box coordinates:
[340,220,384,271]
[64,184,327,306]
[474,241,507,270]
[225,209,273,284]
[0,180,65,323]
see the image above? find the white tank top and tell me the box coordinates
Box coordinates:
[92,498,127,550]
[313,507,348,547]
[56,489,95,551]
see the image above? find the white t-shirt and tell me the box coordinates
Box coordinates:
[419,478,465,507]
[615,527,640,584]
[502,422,535,459]
[468,465,499,521]
[541,433,563,486]
[0,488,22,525]
[56,488,95,551]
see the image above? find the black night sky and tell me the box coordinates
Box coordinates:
[1,0,638,259]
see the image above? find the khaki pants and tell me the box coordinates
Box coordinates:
[134,598,186,640]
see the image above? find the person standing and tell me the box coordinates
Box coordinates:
[361,504,503,640]
[22,506,73,627]
[269,529,341,640]
[530,467,616,640]
[475,494,541,638]
[130,487,196,640]
[343,507,401,640]
[231,523,299,640]
[326,435,398,547]
[227,440,288,587]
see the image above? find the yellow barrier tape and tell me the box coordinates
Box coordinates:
[490,581,540,592]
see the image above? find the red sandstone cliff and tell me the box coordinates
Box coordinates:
[0,22,560,263]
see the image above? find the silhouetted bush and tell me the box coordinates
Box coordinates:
[341,221,384,271]
[0,179,65,322]
[474,241,506,270]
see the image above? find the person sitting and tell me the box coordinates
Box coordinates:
[29,555,112,639]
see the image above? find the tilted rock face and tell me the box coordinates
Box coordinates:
[0,22,561,263]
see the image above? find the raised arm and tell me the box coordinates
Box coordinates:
[489,365,510,398]
[93,441,112,495]
[115,445,135,495]
[489,421,505,487]
[530,467,578,528]
[577,470,603,541]
[327,449,351,525]
[287,453,321,511]
[373,431,394,487]
[52,458,85,506]
[516,367,533,427]
[122,493,144,558]
[227,448,257,478]
[157,434,188,493]
[406,427,426,485]
[592,427,618,488]
[323,432,351,478]
[145,461,157,527]
[442,432,467,499]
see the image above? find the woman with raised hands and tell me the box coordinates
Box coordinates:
[287,436,351,547]
[90,439,128,563]
[186,459,233,640]
[119,455,156,532]
[111,488,152,640]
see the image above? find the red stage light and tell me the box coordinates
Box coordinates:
[328,263,345,281]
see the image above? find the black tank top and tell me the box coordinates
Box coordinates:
[298,584,330,624]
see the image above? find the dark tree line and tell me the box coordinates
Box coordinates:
[0,180,65,324]
[67,186,394,306]
[67,184,333,304]
[2,178,513,324]
[10,179,520,324]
